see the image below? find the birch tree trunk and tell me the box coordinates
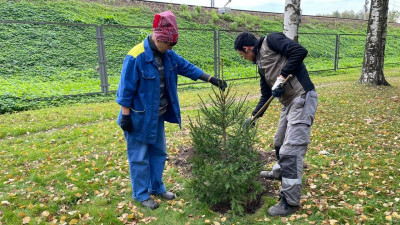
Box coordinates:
[359,0,390,85]
[283,0,301,42]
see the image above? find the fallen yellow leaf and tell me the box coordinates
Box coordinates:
[368,172,374,176]
[1,201,10,206]
[356,190,367,197]
[329,219,338,225]
[361,214,369,220]
[41,210,50,217]
[22,217,31,224]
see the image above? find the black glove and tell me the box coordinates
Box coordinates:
[243,116,256,129]
[209,77,227,91]
[120,114,133,132]
[271,76,285,97]
[272,86,284,97]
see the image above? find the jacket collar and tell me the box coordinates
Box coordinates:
[143,36,155,63]
[252,36,265,59]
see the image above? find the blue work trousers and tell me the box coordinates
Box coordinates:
[124,116,167,202]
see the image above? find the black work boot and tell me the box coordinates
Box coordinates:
[159,191,175,200]
[141,198,159,210]
[267,198,300,217]
[260,171,282,180]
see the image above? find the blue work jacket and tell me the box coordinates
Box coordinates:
[116,37,203,144]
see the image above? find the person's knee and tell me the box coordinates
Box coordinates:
[279,154,297,179]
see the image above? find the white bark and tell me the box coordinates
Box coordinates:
[360,0,390,85]
[283,0,301,42]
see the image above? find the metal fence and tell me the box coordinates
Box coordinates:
[1,20,400,99]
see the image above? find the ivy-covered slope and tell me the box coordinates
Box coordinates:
[1,0,400,113]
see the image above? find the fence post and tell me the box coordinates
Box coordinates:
[96,25,109,94]
[334,34,340,71]
[217,30,220,78]
[213,29,220,78]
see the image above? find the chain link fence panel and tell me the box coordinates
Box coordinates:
[219,30,258,80]
[1,20,400,114]
[299,33,337,71]
[103,26,152,92]
[337,34,365,69]
[102,25,216,89]
[0,22,99,100]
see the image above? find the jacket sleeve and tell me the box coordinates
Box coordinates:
[171,51,203,80]
[116,55,139,108]
[266,32,308,77]
[252,73,272,117]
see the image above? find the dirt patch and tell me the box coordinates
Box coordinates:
[169,146,194,177]
[170,146,278,214]
[170,146,277,177]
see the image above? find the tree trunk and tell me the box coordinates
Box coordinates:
[359,0,390,86]
[283,0,301,42]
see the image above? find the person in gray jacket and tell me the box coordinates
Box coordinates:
[234,32,318,217]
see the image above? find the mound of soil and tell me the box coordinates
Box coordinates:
[169,146,279,214]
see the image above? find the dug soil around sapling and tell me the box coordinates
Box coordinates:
[170,146,278,214]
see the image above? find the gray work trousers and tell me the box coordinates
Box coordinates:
[271,90,318,206]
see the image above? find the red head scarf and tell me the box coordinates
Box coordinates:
[153,11,179,43]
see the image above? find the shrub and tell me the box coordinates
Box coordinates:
[97,15,119,25]
[211,10,220,23]
[178,4,192,20]
[220,13,234,22]
[194,5,202,14]
[229,22,238,30]
[179,10,192,20]
[188,85,264,216]
[180,4,188,11]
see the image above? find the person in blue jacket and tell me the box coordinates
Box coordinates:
[116,11,227,210]
[235,32,318,217]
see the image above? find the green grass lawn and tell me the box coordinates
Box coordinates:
[1,68,400,224]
